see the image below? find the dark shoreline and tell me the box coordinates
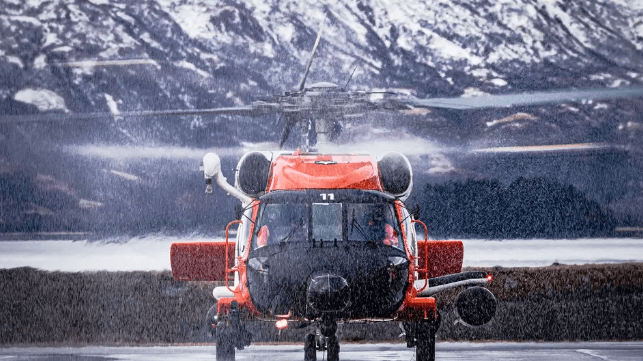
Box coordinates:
[0,232,95,241]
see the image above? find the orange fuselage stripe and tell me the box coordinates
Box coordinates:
[267,155,383,191]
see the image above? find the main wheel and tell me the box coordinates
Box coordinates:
[204,303,218,340]
[415,321,437,361]
[216,322,235,361]
[327,335,340,361]
[304,333,316,361]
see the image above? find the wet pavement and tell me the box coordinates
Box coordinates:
[1,342,642,360]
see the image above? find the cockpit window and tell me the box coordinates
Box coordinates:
[252,203,308,249]
[312,203,342,241]
[347,203,402,248]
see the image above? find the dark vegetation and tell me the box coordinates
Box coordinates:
[2,263,642,345]
[1,166,619,239]
[418,177,616,239]
[0,155,235,236]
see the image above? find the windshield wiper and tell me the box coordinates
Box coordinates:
[350,209,371,242]
[279,218,304,243]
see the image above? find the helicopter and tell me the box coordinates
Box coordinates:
[3,12,643,361]
[171,149,495,361]
[164,17,643,361]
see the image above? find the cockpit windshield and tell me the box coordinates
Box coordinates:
[252,196,403,250]
[347,203,400,247]
[254,203,308,248]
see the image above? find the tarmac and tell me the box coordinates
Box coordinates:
[1,342,642,360]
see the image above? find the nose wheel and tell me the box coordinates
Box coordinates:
[304,316,340,361]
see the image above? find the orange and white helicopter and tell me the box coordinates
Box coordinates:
[171,148,496,361]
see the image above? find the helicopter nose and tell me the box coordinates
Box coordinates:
[307,274,350,312]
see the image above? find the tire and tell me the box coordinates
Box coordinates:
[327,335,340,361]
[216,322,235,361]
[415,322,436,361]
[204,303,218,340]
[304,333,316,361]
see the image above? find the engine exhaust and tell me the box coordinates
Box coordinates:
[455,286,497,326]
[415,271,491,297]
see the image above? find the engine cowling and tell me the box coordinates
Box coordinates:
[235,151,271,197]
[378,152,413,200]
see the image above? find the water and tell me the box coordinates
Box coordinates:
[0,235,209,272]
[461,238,643,267]
[0,236,641,272]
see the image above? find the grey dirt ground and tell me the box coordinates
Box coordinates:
[1,342,642,360]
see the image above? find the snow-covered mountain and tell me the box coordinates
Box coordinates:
[1,0,643,235]
[3,0,643,144]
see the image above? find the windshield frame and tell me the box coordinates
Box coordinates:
[250,190,404,250]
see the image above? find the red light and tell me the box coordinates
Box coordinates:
[486,274,493,282]
[275,319,288,330]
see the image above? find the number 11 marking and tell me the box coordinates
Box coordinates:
[320,193,335,201]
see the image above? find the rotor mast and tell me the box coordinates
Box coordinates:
[297,14,326,92]
[293,14,336,150]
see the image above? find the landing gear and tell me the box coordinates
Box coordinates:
[403,313,441,361]
[415,322,437,361]
[303,333,340,361]
[326,334,340,361]
[216,322,235,361]
[304,316,340,361]
[204,303,218,339]
[215,301,252,361]
[304,333,316,361]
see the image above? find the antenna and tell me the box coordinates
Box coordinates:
[297,14,327,91]
[343,65,358,90]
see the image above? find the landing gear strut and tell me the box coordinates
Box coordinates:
[215,301,252,361]
[403,313,441,361]
[304,315,340,361]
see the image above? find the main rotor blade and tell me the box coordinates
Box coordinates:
[297,14,327,92]
[0,105,279,124]
[402,86,643,110]
[472,142,621,154]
